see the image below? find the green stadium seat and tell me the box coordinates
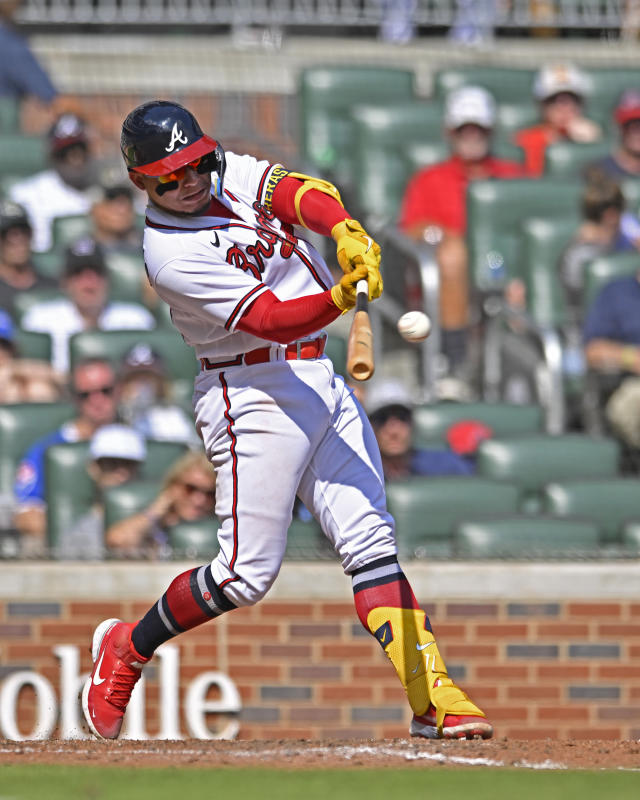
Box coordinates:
[13,329,52,362]
[621,179,640,215]
[104,250,146,304]
[412,401,544,448]
[103,480,161,528]
[50,214,92,252]
[0,97,20,133]
[385,476,520,559]
[46,439,188,549]
[30,249,63,280]
[12,288,65,322]
[402,140,450,174]
[69,329,199,383]
[583,68,640,131]
[325,335,347,378]
[543,478,640,544]
[475,434,620,508]
[350,101,445,223]
[495,102,539,138]
[620,520,640,553]
[433,66,536,105]
[168,518,220,559]
[285,516,334,560]
[583,252,640,310]
[544,139,615,178]
[298,66,415,185]
[519,216,579,328]
[453,515,601,559]
[466,178,582,292]
[0,402,75,495]
[0,133,47,177]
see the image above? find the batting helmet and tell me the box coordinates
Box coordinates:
[121,100,226,194]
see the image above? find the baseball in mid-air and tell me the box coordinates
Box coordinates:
[397,311,432,342]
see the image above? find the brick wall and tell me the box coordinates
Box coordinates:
[1,563,639,740]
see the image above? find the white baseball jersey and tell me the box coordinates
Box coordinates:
[143,153,334,361]
[142,152,396,607]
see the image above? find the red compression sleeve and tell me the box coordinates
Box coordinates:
[236,289,341,344]
[271,176,349,236]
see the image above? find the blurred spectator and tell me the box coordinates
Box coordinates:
[89,167,142,256]
[106,451,216,558]
[13,357,118,551]
[20,237,154,373]
[57,424,146,560]
[378,0,416,43]
[0,308,64,403]
[515,64,602,177]
[589,89,640,180]
[448,0,496,46]
[9,112,99,252]
[399,86,523,375]
[117,342,200,447]
[365,379,490,480]
[559,170,640,323]
[0,199,58,315]
[0,0,57,105]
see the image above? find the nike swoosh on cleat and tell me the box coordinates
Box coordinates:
[93,651,107,686]
[364,236,372,253]
[416,642,435,651]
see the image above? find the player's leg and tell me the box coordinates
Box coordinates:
[297,375,492,739]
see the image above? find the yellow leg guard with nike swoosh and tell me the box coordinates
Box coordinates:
[366,607,487,731]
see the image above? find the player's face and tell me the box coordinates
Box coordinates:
[130,165,212,215]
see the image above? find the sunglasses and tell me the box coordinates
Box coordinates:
[75,384,115,400]
[156,150,219,188]
[183,482,215,501]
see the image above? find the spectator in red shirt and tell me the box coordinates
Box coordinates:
[515,64,602,177]
[399,86,523,374]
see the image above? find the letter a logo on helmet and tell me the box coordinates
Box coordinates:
[165,122,189,153]
[121,100,226,194]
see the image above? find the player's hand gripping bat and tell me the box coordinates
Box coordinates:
[347,279,374,381]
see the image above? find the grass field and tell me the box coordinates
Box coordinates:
[2,766,639,800]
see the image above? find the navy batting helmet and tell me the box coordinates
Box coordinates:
[121,101,225,194]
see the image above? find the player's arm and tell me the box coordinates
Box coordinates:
[270,174,382,297]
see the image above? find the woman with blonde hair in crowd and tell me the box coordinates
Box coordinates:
[106,450,216,557]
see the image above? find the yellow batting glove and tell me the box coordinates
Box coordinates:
[330,264,369,313]
[331,218,383,300]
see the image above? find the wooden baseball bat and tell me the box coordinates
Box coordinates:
[347,279,374,381]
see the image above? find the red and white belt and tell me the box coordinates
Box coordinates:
[199,334,327,371]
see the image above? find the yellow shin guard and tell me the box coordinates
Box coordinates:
[367,607,486,729]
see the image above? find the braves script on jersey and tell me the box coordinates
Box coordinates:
[142,153,396,602]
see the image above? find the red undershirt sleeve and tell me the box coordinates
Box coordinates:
[236,288,341,344]
[271,176,349,236]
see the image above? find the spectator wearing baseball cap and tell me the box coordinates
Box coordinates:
[514,64,602,177]
[399,86,524,377]
[365,379,482,481]
[89,166,143,256]
[0,199,59,315]
[9,112,100,252]
[587,89,640,180]
[20,236,155,373]
[57,424,147,559]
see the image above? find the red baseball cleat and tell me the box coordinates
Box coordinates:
[82,618,149,740]
[410,705,494,740]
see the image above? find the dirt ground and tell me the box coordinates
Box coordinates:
[1,738,640,771]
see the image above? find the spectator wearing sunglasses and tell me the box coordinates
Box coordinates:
[20,237,155,373]
[13,357,118,552]
[365,380,491,481]
[58,424,146,560]
[105,451,216,558]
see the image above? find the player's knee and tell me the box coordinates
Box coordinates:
[223,567,279,607]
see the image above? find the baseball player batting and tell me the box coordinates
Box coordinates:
[82,100,493,741]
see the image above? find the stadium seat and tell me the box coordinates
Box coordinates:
[0,133,47,177]
[544,139,614,178]
[543,478,640,544]
[495,102,539,138]
[168,518,220,559]
[433,66,536,105]
[104,250,146,304]
[466,178,582,292]
[69,329,199,383]
[583,252,640,310]
[298,66,415,185]
[103,480,161,528]
[385,476,520,558]
[0,97,20,133]
[412,401,544,447]
[620,520,640,553]
[12,288,65,322]
[475,434,620,509]
[50,214,92,252]
[30,249,63,280]
[324,335,347,378]
[46,439,188,549]
[583,68,640,131]
[519,216,579,328]
[0,402,75,495]
[13,329,52,362]
[453,515,601,558]
[350,101,444,222]
[285,516,334,560]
